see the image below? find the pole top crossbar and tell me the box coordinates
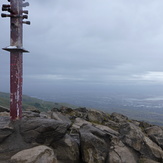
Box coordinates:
[3,46,29,53]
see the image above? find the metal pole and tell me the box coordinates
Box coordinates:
[1,0,30,120]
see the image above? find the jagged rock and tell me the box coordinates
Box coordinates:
[70,118,92,133]
[145,126,163,149]
[0,120,34,162]
[110,112,128,123]
[51,111,71,125]
[11,145,57,163]
[56,106,74,114]
[80,124,109,163]
[73,108,88,120]
[104,119,120,131]
[75,107,88,113]
[87,109,109,124]
[93,123,119,136]
[51,134,80,163]
[0,106,9,112]
[120,122,163,161]
[22,111,40,118]
[0,108,162,163]
[143,136,163,161]
[119,122,144,151]
[20,118,69,144]
[25,107,40,113]
[39,111,52,119]
[139,157,161,163]
[0,116,13,143]
[0,111,10,117]
[109,137,138,163]
[139,121,153,129]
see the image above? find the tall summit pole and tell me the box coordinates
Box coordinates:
[1,0,30,120]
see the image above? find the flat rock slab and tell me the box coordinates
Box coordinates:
[11,145,57,163]
[20,118,70,144]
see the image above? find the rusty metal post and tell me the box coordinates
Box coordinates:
[1,0,30,120]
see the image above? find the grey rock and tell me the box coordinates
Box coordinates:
[11,145,57,163]
[80,124,109,163]
[51,134,80,163]
[75,107,88,113]
[87,109,109,124]
[51,111,71,125]
[25,107,40,113]
[139,121,153,129]
[0,105,9,112]
[120,122,144,151]
[0,120,33,162]
[70,118,92,134]
[120,122,163,161]
[104,119,120,131]
[109,137,138,163]
[145,126,163,149]
[0,116,13,143]
[20,118,69,144]
[139,157,161,163]
[22,111,40,119]
[110,112,128,123]
[93,123,119,136]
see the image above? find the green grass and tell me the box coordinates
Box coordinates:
[0,92,76,112]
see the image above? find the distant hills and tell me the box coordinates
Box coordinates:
[0,92,76,112]
[0,92,162,126]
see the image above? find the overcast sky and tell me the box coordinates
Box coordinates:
[1,0,163,97]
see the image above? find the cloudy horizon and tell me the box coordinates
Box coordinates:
[1,0,163,98]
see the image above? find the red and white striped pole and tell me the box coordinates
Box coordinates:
[1,0,30,120]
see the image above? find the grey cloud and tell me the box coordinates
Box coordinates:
[1,0,163,94]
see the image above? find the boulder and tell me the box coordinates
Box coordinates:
[103,119,120,131]
[119,122,144,151]
[51,111,71,125]
[0,106,9,112]
[145,126,163,149]
[110,112,128,123]
[79,124,109,163]
[139,121,153,129]
[22,111,40,119]
[120,122,163,161]
[0,112,10,117]
[70,118,92,134]
[109,138,138,163]
[142,136,163,161]
[75,107,88,113]
[11,145,57,163]
[0,116,13,143]
[25,107,40,113]
[20,118,69,144]
[93,123,119,136]
[139,157,160,163]
[73,108,88,120]
[51,134,80,163]
[87,109,109,124]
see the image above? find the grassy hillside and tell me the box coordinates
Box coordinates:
[0,92,162,126]
[0,92,76,112]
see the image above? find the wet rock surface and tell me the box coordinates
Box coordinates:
[0,107,162,163]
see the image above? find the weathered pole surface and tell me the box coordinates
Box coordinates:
[1,0,30,120]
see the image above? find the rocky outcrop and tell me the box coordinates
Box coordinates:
[11,145,57,163]
[0,116,14,143]
[0,106,163,163]
[0,105,9,113]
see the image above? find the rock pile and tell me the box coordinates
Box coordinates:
[0,106,163,163]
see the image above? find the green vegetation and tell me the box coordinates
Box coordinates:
[0,92,76,112]
[0,92,162,126]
